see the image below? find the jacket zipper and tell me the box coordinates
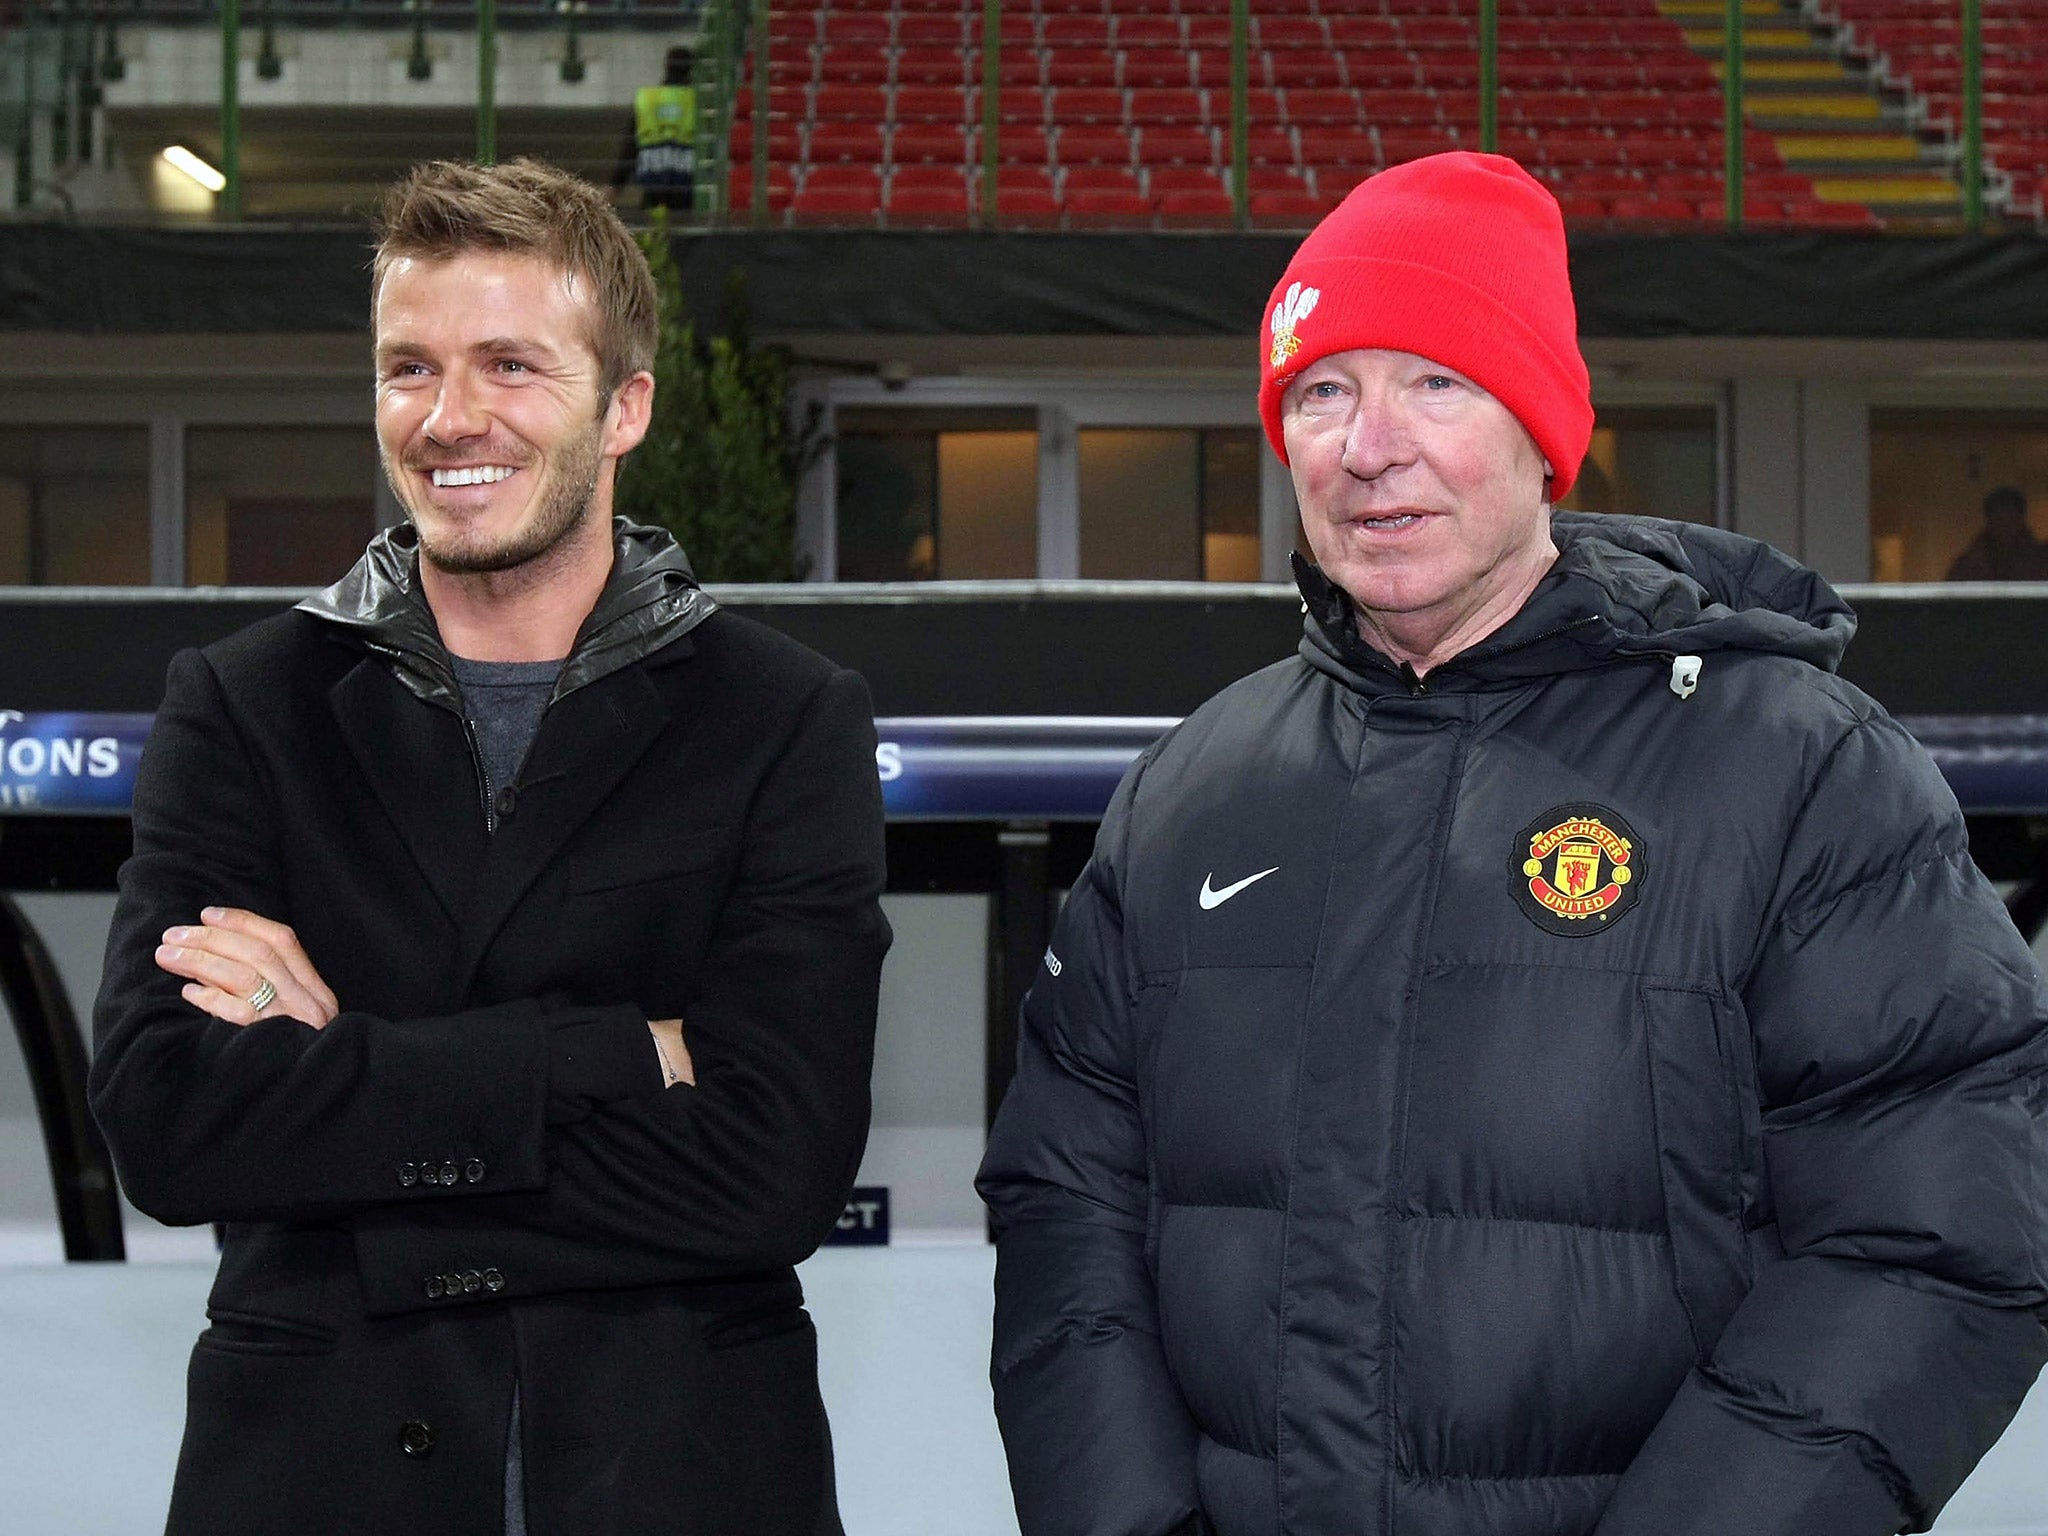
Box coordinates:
[460,715,498,835]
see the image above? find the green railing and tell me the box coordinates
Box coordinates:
[0,1,2002,231]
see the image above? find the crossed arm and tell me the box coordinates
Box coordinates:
[154,906,695,1086]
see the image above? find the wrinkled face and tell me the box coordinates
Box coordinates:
[374,251,641,575]
[1283,348,1553,631]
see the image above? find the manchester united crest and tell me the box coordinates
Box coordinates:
[1510,803,1644,937]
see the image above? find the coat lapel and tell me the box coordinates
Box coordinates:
[450,662,675,989]
[328,658,488,928]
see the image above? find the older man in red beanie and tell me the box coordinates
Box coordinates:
[980,152,2048,1536]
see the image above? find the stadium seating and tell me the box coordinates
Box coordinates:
[737,0,1917,231]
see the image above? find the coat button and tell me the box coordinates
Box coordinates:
[397,1163,418,1188]
[399,1420,436,1458]
[461,1270,481,1295]
[494,785,518,817]
[464,1159,486,1184]
[424,1275,445,1299]
[440,1162,459,1186]
[442,1271,464,1296]
[483,1268,505,1293]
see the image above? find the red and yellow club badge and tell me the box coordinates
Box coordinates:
[1510,803,1644,937]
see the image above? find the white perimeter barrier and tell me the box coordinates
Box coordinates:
[0,1246,2042,1536]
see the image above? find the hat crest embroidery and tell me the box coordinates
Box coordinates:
[1270,282,1320,371]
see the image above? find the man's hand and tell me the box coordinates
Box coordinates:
[649,1017,695,1087]
[155,907,340,1028]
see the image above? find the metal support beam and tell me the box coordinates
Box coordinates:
[1723,0,1743,227]
[1479,0,1498,154]
[220,0,241,218]
[0,893,126,1262]
[476,0,497,164]
[979,0,1000,227]
[1963,0,1983,230]
[1229,0,1249,230]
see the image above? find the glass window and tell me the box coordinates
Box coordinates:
[1554,408,1717,525]
[836,409,1038,580]
[186,427,380,587]
[0,427,152,585]
[1077,427,1265,581]
[1870,411,2048,583]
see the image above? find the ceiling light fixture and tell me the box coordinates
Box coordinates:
[161,145,226,193]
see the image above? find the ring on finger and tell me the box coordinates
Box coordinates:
[246,978,277,1013]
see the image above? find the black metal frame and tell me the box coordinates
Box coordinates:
[0,890,124,1260]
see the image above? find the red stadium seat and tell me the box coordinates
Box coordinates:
[1329,15,1403,48]
[975,87,1052,124]
[1130,88,1208,126]
[1250,188,1334,227]
[816,47,889,85]
[1553,194,1608,222]
[1507,90,1597,125]
[1138,126,1218,164]
[809,121,889,161]
[992,125,1056,164]
[1559,168,1648,197]
[1343,51,1422,90]
[1243,126,1302,165]
[1065,187,1158,227]
[1244,164,1313,194]
[1501,58,1575,90]
[1048,51,1120,88]
[1184,15,1235,50]
[1044,15,1113,50]
[897,15,965,47]
[1260,17,1330,50]
[1064,165,1145,194]
[896,49,968,86]
[1269,54,1350,91]
[886,183,973,227]
[728,120,805,162]
[1287,89,1364,127]
[891,123,972,163]
[726,165,796,216]
[804,162,881,192]
[733,85,809,120]
[766,12,819,46]
[813,84,888,120]
[1158,186,1237,227]
[894,85,969,122]
[1054,87,1128,125]
[1361,90,1441,125]
[1299,125,1378,166]
[1608,194,1702,223]
[764,47,817,87]
[1116,17,1185,50]
[1058,125,1137,163]
[1149,165,1226,194]
[1314,164,1372,199]
[1379,128,1461,162]
[1122,49,1195,89]
[818,14,889,48]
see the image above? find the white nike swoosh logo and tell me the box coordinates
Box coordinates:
[1199,867,1280,910]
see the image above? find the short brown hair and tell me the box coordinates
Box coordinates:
[373,158,659,399]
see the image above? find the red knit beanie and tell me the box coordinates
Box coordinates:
[1258,152,1594,499]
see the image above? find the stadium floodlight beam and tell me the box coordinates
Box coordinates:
[161,145,227,194]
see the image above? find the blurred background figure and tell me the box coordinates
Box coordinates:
[614,45,697,214]
[1946,485,2048,581]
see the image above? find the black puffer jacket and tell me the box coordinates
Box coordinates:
[979,513,2048,1536]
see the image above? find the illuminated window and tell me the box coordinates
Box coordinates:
[1870,411,2048,583]
[0,428,152,586]
[1554,408,1717,525]
[836,409,1039,580]
[1077,427,1263,581]
[186,427,380,587]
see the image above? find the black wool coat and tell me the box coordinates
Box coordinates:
[90,526,889,1536]
[980,514,2048,1536]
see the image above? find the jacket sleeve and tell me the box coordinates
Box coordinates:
[1597,711,2048,1536]
[346,666,889,1315]
[977,758,1207,1536]
[90,647,663,1229]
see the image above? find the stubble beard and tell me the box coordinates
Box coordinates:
[387,417,608,578]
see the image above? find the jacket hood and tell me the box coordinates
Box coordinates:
[1298,510,1857,693]
[296,518,717,709]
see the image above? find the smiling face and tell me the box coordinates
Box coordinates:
[374,250,650,576]
[1283,347,1557,671]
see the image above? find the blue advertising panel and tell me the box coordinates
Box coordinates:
[6,710,2048,818]
[0,711,155,815]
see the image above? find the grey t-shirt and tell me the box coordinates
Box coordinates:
[450,654,562,1536]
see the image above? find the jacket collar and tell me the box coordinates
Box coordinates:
[295,517,718,711]
[1296,510,1857,696]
